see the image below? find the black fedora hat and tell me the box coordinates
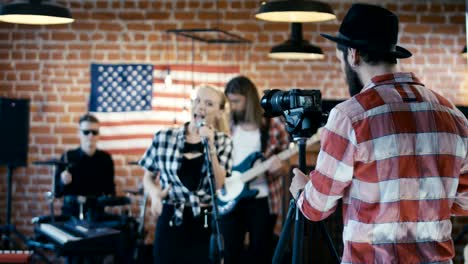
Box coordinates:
[321,3,412,59]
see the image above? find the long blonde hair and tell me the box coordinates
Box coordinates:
[194,84,230,134]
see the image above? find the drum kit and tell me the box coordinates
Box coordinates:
[29,159,148,262]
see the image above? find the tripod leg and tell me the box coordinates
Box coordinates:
[292,203,304,264]
[318,221,341,263]
[273,199,296,264]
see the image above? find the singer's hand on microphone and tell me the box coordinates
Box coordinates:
[290,168,309,199]
[199,125,215,147]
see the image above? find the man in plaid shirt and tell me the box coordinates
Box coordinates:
[290,3,468,264]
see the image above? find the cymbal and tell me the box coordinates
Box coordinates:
[33,159,69,166]
[123,188,144,196]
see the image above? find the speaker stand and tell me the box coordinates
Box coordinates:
[1,165,29,250]
[1,165,14,248]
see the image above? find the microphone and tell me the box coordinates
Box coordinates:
[196,119,206,129]
[196,119,208,145]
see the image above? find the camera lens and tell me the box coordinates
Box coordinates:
[261,89,287,117]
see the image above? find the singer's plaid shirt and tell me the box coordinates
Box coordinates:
[139,123,232,225]
[298,72,468,264]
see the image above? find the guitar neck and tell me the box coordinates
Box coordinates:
[239,132,320,183]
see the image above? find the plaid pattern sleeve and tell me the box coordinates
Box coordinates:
[298,72,468,263]
[298,107,355,220]
[451,119,468,215]
[214,131,233,178]
[139,130,164,174]
[265,117,290,158]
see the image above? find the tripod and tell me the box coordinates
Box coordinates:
[273,138,341,264]
[266,102,341,264]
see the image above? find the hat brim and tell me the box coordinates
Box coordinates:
[320,33,412,59]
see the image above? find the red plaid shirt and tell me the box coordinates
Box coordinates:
[264,117,290,216]
[298,72,468,264]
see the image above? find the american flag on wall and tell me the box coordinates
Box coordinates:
[89,63,240,155]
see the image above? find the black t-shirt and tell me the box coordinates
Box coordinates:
[55,147,115,197]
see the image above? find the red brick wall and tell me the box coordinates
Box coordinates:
[1,0,467,260]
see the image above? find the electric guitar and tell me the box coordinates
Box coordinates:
[217,132,320,215]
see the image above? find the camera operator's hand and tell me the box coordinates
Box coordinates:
[290,168,309,199]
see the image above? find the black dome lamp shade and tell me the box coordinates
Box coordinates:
[462,45,467,58]
[256,0,336,23]
[0,0,73,25]
[269,23,324,60]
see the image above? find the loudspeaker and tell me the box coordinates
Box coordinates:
[0,98,30,167]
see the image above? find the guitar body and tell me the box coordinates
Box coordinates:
[216,132,321,216]
[217,152,263,215]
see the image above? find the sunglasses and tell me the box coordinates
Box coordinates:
[81,129,99,136]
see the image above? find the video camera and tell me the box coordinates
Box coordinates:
[260,89,324,139]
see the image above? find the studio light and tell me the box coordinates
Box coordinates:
[269,23,324,60]
[0,0,73,25]
[255,0,336,23]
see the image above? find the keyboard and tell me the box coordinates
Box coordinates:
[35,221,121,255]
[38,223,80,244]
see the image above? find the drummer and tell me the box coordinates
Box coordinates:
[55,113,116,221]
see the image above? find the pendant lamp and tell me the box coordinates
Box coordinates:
[462,46,467,58]
[269,23,324,60]
[256,0,336,23]
[0,0,73,25]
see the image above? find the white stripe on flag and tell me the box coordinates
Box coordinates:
[98,138,154,151]
[99,125,168,136]
[152,97,190,108]
[154,69,239,84]
[94,111,189,123]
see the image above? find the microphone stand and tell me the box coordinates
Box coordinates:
[202,137,224,264]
